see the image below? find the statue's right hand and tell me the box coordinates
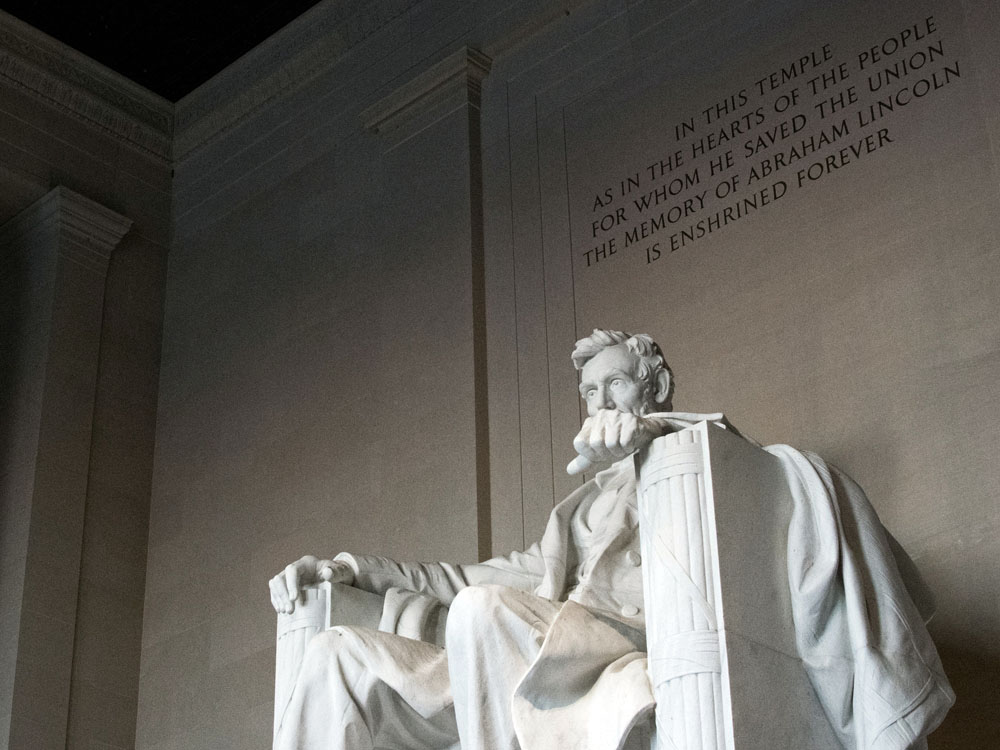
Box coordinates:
[269,555,354,614]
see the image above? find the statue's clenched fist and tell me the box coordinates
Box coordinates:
[269,554,354,614]
[568,409,661,475]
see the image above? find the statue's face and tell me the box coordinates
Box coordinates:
[578,343,651,418]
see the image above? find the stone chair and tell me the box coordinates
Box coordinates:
[274,579,654,748]
[274,422,885,749]
[274,579,448,738]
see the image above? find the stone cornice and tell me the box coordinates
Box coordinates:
[361,47,492,135]
[0,186,132,275]
[171,0,597,161]
[174,0,417,160]
[57,187,134,266]
[0,10,173,161]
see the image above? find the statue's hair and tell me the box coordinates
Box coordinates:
[571,328,674,407]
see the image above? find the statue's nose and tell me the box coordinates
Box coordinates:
[597,386,614,408]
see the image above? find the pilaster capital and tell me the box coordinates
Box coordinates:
[0,186,132,275]
[361,46,493,135]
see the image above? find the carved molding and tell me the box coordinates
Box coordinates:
[57,188,134,272]
[170,0,595,160]
[361,46,492,135]
[173,0,417,160]
[0,0,599,165]
[0,10,173,161]
[0,186,132,274]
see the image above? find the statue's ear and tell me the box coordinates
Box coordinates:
[653,369,672,407]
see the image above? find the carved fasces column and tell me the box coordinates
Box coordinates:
[0,187,131,750]
[637,422,846,750]
[637,427,724,750]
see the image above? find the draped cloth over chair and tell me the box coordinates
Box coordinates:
[637,423,952,750]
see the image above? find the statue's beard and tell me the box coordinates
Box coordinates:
[634,385,657,416]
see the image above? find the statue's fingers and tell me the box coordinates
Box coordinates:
[317,558,334,581]
[587,420,608,461]
[324,565,339,583]
[317,560,341,585]
[284,563,300,604]
[620,415,638,454]
[593,409,613,428]
[574,424,596,463]
[333,562,354,585]
[567,454,592,475]
[604,417,625,457]
[269,576,290,613]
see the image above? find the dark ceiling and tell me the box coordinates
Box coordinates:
[3,0,325,102]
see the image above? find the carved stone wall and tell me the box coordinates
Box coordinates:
[0,2,989,750]
[143,0,999,747]
[0,189,131,749]
[481,3,999,749]
[0,9,171,163]
[144,13,503,747]
[0,13,172,750]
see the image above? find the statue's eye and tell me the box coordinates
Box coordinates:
[611,379,624,388]
[586,389,597,399]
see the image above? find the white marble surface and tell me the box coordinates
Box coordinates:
[271,331,672,749]
[274,400,953,749]
[271,331,955,749]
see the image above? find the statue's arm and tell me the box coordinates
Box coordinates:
[270,477,583,615]
[270,542,547,614]
[340,543,546,606]
[335,553,470,604]
[460,542,547,592]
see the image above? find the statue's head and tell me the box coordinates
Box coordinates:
[571,329,673,417]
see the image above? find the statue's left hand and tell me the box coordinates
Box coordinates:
[568,409,661,475]
[269,555,354,614]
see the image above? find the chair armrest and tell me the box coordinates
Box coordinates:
[274,583,385,739]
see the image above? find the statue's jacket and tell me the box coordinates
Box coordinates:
[338,423,954,750]
[340,459,657,749]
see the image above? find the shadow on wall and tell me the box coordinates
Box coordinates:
[931,644,999,748]
[0,244,27,486]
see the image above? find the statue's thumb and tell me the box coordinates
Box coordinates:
[567,454,592,475]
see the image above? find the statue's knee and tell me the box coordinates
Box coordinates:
[446,585,504,646]
[301,628,358,673]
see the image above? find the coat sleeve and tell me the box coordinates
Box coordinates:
[335,542,547,606]
[335,477,601,605]
[335,469,605,606]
